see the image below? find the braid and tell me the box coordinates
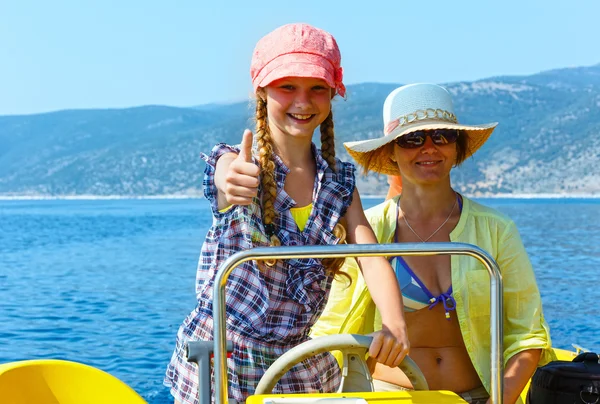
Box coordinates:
[254,98,348,282]
[320,111,337,172]
[319,111,350,283]
[322,219,351,284]
[255,95,281,266]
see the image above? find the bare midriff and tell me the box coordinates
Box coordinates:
[370,303,483,393]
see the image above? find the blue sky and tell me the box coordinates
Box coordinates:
[1,0,598,115]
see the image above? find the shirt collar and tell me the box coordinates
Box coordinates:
[270,143,332,213]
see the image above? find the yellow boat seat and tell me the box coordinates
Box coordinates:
[249,348,579,404]
[247,391,468,403]
[0,359,147,404]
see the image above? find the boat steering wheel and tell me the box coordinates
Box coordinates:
[255,334,429,395]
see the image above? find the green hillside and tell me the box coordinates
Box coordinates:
[1,64,599,197]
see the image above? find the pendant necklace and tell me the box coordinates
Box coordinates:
[400,193,457,243]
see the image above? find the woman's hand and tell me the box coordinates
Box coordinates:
[369,324,410,368]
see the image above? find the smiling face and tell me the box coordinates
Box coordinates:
[392,133,458,186]
[262,77,334,142]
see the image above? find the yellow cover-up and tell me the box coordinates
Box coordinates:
[311,195,555,396]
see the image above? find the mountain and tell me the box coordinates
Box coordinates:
[1,64,600,197]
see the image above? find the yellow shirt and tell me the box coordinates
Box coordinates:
[311,195,554,394]
[290,204,312,232]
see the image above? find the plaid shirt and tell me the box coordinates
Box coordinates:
[165,143,356,403]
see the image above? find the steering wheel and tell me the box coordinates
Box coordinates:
[255,334,428,395]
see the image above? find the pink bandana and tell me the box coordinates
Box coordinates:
[250,23,346,97]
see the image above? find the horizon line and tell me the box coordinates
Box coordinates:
[1,192,599,201]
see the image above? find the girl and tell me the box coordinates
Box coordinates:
[164,23,410,403]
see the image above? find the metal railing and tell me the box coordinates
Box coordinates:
[211,242,504,404]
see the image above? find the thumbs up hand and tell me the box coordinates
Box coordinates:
[222,129,260,206]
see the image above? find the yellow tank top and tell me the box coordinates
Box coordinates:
[219,204,313,232]
[289,203,312,232]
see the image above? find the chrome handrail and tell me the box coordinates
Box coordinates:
[211,242,504,404]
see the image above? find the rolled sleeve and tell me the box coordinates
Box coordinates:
[201,143,241,218]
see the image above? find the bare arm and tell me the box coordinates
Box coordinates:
[345,188,409,368]
[487,349,542,404]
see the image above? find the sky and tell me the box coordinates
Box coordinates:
[0,0,598,116]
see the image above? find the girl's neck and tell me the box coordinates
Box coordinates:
[399,181,457,220]
[271,134,314,169]
[273,136,317,207]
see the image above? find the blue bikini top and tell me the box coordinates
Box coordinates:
[389,195,462,320]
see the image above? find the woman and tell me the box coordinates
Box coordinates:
[311,83,554,404]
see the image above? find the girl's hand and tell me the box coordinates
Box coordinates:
[217,129,260,207]
[369,324,410,368]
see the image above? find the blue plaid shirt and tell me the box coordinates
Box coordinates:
[165,143,356,403]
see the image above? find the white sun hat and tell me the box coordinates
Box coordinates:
[344,83,498,175]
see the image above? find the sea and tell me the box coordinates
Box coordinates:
[1,197,599,403]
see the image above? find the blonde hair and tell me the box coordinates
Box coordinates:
[358,143,395,176]
[254,94,348,279]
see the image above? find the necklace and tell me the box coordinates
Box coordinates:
[400,193,458,243]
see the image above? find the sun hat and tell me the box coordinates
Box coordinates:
[250,23,346,97]
[344,83,498,175]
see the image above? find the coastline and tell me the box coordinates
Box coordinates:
[1,193,600,201]
[362,193,600,200]
[0,194,201,201]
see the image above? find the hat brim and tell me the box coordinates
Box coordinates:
[252,53,336,91]
[344,120,498,175]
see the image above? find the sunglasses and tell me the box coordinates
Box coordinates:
[394,129,460,149]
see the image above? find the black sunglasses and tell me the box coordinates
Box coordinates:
[394,129,460,149]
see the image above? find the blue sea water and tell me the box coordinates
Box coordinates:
[0,197,599,403]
